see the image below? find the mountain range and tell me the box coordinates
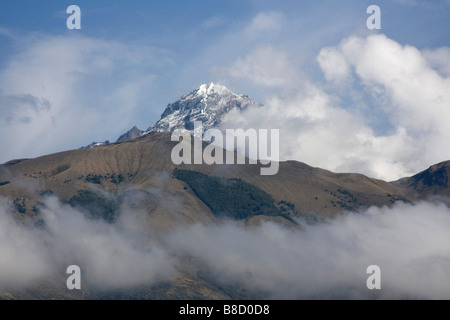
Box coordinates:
[83,82,260,148]
[1,83,450,299]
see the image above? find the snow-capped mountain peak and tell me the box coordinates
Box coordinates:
[82,83,261,148]
[146,82,260,134]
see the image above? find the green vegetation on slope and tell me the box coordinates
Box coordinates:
[68,190,119,223]
[173,169,280,220]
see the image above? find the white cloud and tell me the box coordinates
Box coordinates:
[219,34,450,180]
[41,196,174,288]
[0,198,51,288]
[0,195,174,290]
[317,46,351,82]
[423,47,450,78]
[336,35,450,174]
[245,12,284,36]
[3,192,450,298]
[169,201,450,299]
[227,46,298,88]
[0,34,170,163]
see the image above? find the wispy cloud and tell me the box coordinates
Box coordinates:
[0,194,175,290]
[0,34,173,163]
[0,27,15,39]
[202,16,227,29]
[244,11,284,37]
[2,192,450,298]
[169,201,450,299]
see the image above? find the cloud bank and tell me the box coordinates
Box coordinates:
[0,195,174,291]
[219,34,450,181]
[172,201,450,299]
[2,194,450,299]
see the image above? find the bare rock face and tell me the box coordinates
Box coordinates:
[116,126,143,143]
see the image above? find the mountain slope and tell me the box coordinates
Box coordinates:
[393,160,450,201]
[0,132,410,222]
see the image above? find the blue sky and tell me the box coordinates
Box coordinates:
[0,0,449,179]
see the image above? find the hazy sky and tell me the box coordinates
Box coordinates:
[0,0,449,179]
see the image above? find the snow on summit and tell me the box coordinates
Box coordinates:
[83,83,261,148]
[146,83,261,134]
